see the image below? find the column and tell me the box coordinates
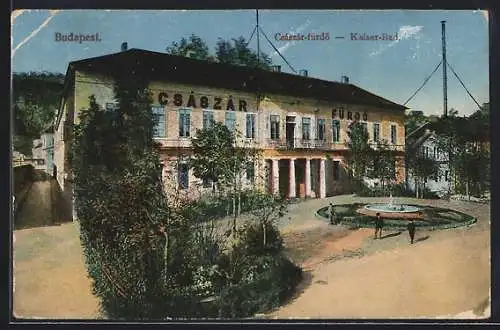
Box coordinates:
[305,158,311,198]
[319,158,326,199]
[272,159,279,195]
[289,158,296,198]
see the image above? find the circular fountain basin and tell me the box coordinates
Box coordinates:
[357,204,423,220]
[364,204,421,213]
[317,203,477,229]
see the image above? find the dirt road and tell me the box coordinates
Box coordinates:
[272,227,490,319]
[13,223,101,319]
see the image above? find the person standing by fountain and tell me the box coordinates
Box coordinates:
[328,203,335,225]
[374,213,384,239]
[407,219,416,244]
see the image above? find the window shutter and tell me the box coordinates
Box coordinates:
[281,116,285,139]
[266,115,270,139]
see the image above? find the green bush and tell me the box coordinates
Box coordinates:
[210,222,301,318]
[236,222,284,257]
[180,189,269,222]
[217,253,302,318]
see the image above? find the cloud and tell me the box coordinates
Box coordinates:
[369,25,423,57]
[271,19,312,58]
[12,10,61,59]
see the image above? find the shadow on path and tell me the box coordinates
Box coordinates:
[15,178,71,230]
[380,231,402,239]
[415,235,430,243]
[279,270,314,307]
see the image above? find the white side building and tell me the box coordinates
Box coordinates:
[407,131,450,197]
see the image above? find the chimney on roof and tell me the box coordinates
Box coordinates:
[341,75,349,84]
[299,69,308,77]
[121,42,128,52]
[271,65,281,72]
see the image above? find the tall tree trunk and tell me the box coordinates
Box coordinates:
[237,176,241,217]
[232,178,237,235]
[237,190,241,217]
[226,187,230,217]
[466,180,470,200]
[262,222,267,249]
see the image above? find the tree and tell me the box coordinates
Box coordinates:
[165,34,215,61]
[166,34,273,70]
[247,192,287,250]
[369,140,397,191]
[190,122,235,193]
[404,110,428,138]
[431,105,490,198]
[408,151,440,199]
[346,122,372,187]
[72,72,189,318]
[190,122,260,233]
[12,72,65,155]
[215,37,272,70]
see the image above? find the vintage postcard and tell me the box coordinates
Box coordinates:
[11,9,490,321]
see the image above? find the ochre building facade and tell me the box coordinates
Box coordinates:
[54,49,406,219]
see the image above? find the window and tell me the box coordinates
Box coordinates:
[391,124,397,144]
[270,115,280,140]
[317,119,326,140]
[152,106,166,137]
[332,120,340,142]
[445,170,449,182]
[333,161,341,181]
[433,147,437,159]
[178,163,189,190]
[302,117,311,140]
[246,113,256,139]
[361,122,368,133]
[203,111,214,130]
[225,112,236,133]
[179,109,191,137]
[246,162,255,182]
[373,123,380,142]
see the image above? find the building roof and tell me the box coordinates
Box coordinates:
[63,48,408,112]
[410,129,436,150]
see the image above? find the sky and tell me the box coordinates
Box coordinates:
[11,9,489,116]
